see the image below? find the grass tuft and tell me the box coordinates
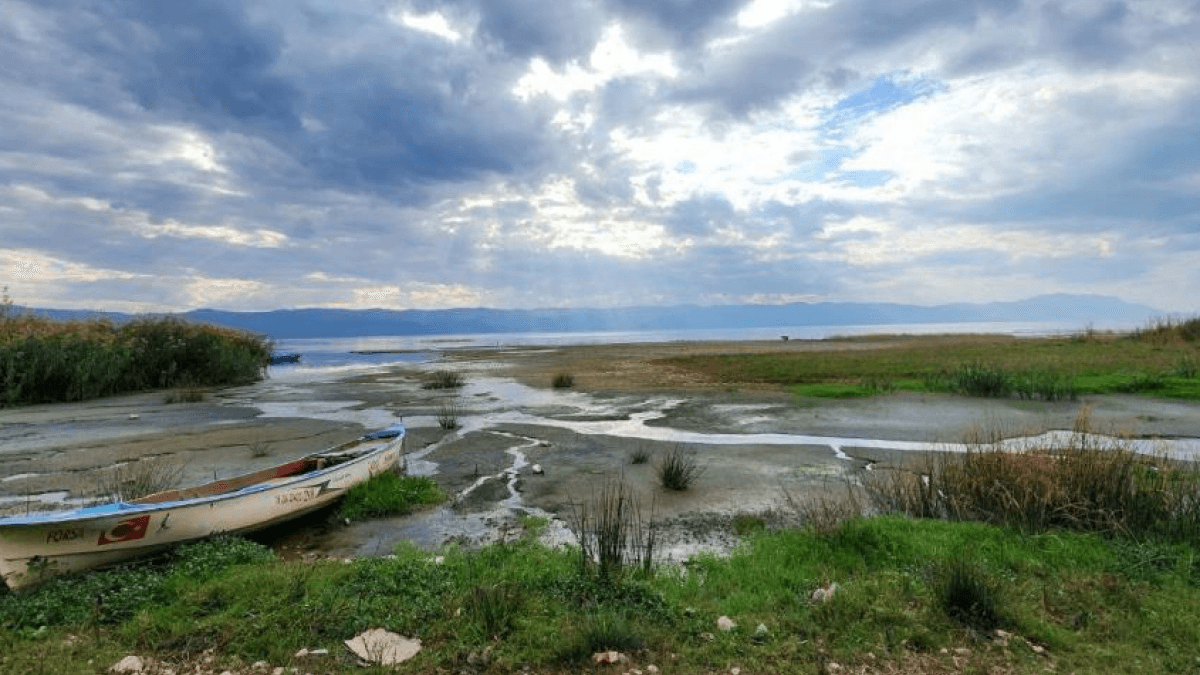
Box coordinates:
[436,400,460,430]
[100,457,185,502]
[470,581,525,639]
[551,372,575,388]
[629,446,652,465]
[338,471,444,521]
[656,445,705,491]
[571,477,657,580]
[423,370,465,390]
[929,554,1007,632]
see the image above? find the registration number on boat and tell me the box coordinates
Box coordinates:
[45,527,84,544]
[275,488,319,505]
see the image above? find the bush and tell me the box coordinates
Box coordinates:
[552,373,575,388]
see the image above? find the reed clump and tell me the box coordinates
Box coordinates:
[865,409,1200,540]
[0,313,270,408]
[423,370,465,390]
[100,457,186,502]
[1132,315,1200,343]
[570,477,657,580]
[436,400,460,430]
[656,445,705,491]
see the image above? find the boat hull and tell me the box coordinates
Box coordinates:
[0,424,405,590]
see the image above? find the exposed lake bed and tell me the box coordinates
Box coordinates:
[3,338,1199,562]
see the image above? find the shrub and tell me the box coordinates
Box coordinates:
[552,372,575,388]
[656,445,705,491]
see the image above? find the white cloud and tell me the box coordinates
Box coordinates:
[393,10,465,43]
[841,65,1194,200]
[815,217,1122,265]
[513,25,678,101]
[736,0,833,29]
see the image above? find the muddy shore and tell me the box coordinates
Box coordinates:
[3,338,1198,561]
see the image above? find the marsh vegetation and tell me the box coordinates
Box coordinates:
[0,306,271,407]
[663,319,1200,400]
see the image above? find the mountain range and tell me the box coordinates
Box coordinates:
[21,294,1163,340]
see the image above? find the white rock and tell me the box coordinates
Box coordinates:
[344,628,422,666]
[811,581,839,603]
[251,662,270,669]
[647,666,659,674]
[109,656,145,674]
[591,651,625,664]
[532,464,544,475]
[293,648,308,658]
[717,615,736,631]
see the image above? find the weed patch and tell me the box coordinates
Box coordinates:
[338,472,444,521]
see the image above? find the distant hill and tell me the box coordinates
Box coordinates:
[17,294,1163,340]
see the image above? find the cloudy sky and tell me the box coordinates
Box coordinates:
[1,0,1197,313]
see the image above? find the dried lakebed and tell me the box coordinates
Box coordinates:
[2,347,1199,563]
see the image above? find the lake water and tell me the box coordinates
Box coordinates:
[269,319,1133,372]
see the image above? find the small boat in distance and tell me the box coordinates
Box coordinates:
[0,423,406,590]
[268,352,302,365]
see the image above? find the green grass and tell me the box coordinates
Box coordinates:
[337,472,444,521]
[663,328,1200,400]
[5,518,1199,674]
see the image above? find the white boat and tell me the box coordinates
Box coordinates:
[0,422,406,590]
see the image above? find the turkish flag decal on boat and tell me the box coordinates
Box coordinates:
[97,515,150,545]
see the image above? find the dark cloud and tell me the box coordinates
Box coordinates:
[468,0,605,63]
[607,0,745,48]
[62,1,303,134]
[669,0,1023,115]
